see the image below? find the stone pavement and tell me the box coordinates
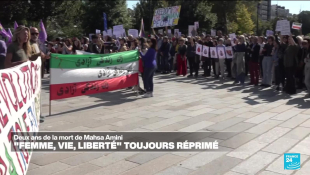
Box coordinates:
[28,73,310,175]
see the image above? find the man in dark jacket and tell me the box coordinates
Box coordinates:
[159,36,171,74]
[249,36,261,86]
[202,35,213,77]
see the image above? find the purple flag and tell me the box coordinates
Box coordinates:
[14,21,18,30]
[139,19,145,37]
[39,19,47,43]
[0,23,11,39]
[6,28,13,44]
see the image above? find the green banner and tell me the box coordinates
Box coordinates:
[50,50,139,69]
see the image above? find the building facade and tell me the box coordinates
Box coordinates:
[270,4,291,20]
[258,0,271,21]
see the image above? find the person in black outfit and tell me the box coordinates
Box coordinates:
[159,36,171,74]
[87,35,100,53]
[186,37,197,77]
[225,39,232,77]
[202,35,213,77]
[296,40,308,89]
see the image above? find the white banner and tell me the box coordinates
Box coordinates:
[211,29,216,37]
[217,47,226,59]
[202,45,209,57]
[128,29,139,38]
[76,50,94,55]
[210,47,218,58]
[0,59,41,175]
[196,43,202,55]
[225,46,234,59]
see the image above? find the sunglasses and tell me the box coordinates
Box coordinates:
[31,33,39,36]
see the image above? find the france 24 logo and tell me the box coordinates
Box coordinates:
[284,153,300,170]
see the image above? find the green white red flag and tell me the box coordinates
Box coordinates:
[292,22,302,30]
[50,51,139,100]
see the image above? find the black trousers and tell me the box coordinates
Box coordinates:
[275,61,285,87]
[46,59,50,73]
[188,56,200,76]
[203,58,212,76]
[284,67,296,94]
[296,64,305,88]
[225,59,232,77]
[212,59,216,75]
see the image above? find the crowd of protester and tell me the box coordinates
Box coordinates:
[1,25,310,98]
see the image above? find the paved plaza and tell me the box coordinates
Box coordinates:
[28,73,310,175]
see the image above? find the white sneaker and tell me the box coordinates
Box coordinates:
[142,93,151,98]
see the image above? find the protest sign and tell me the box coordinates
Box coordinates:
[152,6,181,28]
[225,46,234,59]
[275,20,285,31]
[229,33,237,46]
[188,25,196,36]
[128,29,139,38]
[107,29,113,36]
[210,47,218,58]
[217,47,226,59]
[96,29,101,34]
[266,30,274,36]
[211,29,216,37]
[202,45,209,57]
[178,32,181,37]
[174,29,179,37]
[292,22,302,30]
[168,29,172,37]
[281,20,291,35]
[194,22,199,30]
[158,29,163,35]
[103,31,107,36]
[0,59,41,175]
[196,43,202,55]
[50,51,139,100]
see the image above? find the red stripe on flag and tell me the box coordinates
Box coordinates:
[50,73,139,100]
[292,26,301,29]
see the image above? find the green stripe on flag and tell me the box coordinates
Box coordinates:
[50,50,139,69]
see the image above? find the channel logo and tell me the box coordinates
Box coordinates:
[284,153,300,170]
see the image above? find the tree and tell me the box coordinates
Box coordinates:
[82,0,132,34]
[233,3,255,34]
[298,11,310,35]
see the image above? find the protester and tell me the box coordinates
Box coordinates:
[5,26,31,68]
[73,38,82,54]
[233,35,246,85]
[45,42,56,74]
[258,36,265,77]
[86,35,100,53]
[81,37,89,51]
[0,40,6,69]
[187,37,198,78]
[225,38,232,78]
[169,39,177,72]
[62,38,73,54]
[159,36,171,74]
[216,38,226,79]
[284,35,299,94]
[176,37,187,76]
[118,38,128,52]
[304,48,310,97]
[261,35,274,87]
[202,35,213,77]
[140,38,157,98]
[248,36,261,86]
[296,40,308,89]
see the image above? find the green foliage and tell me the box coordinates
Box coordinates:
[233,2,255,34]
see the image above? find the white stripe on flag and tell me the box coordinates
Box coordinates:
[51,61,139,85]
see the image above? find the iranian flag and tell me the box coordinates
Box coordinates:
[292,22,302,30]
[50,51,139,100]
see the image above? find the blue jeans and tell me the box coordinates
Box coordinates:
[143,67,156,92]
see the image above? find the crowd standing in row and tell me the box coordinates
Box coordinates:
[1,25,310,98]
